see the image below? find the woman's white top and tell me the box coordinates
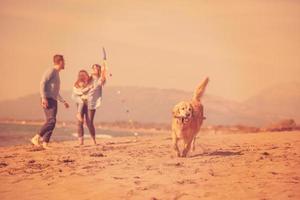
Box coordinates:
[87,76,103,110]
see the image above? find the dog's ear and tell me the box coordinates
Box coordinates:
[172,105,180,117]
[190,103,194,117]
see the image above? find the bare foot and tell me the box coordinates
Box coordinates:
[42,142,52,150]
[78,137,84,145]
[92,138,97,145]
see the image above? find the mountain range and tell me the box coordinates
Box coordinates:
[0,82,299,126]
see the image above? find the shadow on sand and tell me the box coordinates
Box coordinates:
[191,150,243,158]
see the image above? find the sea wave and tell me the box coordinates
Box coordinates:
[71,133,112,139]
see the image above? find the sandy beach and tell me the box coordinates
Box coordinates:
[0,131,299,200]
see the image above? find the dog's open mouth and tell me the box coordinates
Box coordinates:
[182,117,190,123]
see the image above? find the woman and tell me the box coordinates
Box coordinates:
[73,64,106,145]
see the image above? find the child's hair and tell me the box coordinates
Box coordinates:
[74,69,90,88]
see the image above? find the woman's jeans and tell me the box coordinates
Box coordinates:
[77,102,96,138]
[39,98,57,143]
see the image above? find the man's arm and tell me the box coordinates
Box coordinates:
[57,93,66,103]
[57,93,69,108]
[40,68,53,100]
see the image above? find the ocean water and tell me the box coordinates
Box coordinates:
[0,123,140,147]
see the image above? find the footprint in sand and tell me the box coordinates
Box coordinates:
[26,160,50,171]
[134,180,141,185]
[0,162,8,168]
[261,152,270,156]
[28,147,44,152]
[113,176,126,180]
[176,179,196,185]
[164,162,183,167]
[58,158,75,164]
[136,186,148,191]
[3,155,14,158]
[90,153,105,157]
[173,193,189,200]
[208,168,215,176]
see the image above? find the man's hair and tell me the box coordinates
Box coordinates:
[53,54,64,64]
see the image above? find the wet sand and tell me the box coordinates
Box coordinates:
[0,131,299,200]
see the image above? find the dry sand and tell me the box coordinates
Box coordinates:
[0,131,299,200]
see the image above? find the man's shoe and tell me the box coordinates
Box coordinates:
[30,135,41,147]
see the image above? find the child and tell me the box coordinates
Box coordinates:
[72,72,93,122]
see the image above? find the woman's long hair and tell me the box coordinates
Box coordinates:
[74,69,90,88]
[92,64,106,85]
[92,64,102,77]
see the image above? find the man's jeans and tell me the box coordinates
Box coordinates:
[39,98,57,143]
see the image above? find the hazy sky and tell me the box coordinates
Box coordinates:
[0,0,299,101]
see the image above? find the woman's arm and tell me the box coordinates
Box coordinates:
[81,84,93,94]
[99,60,107,86]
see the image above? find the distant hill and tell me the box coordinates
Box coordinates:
[0,83,299,126]
[244,82,300,123]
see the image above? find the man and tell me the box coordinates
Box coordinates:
[31,55,69,149]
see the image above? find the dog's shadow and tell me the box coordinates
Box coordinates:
[191,150,243,158]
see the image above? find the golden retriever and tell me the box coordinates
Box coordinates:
[171,77,209,157]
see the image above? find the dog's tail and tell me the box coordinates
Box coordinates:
[192,77,209,102]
